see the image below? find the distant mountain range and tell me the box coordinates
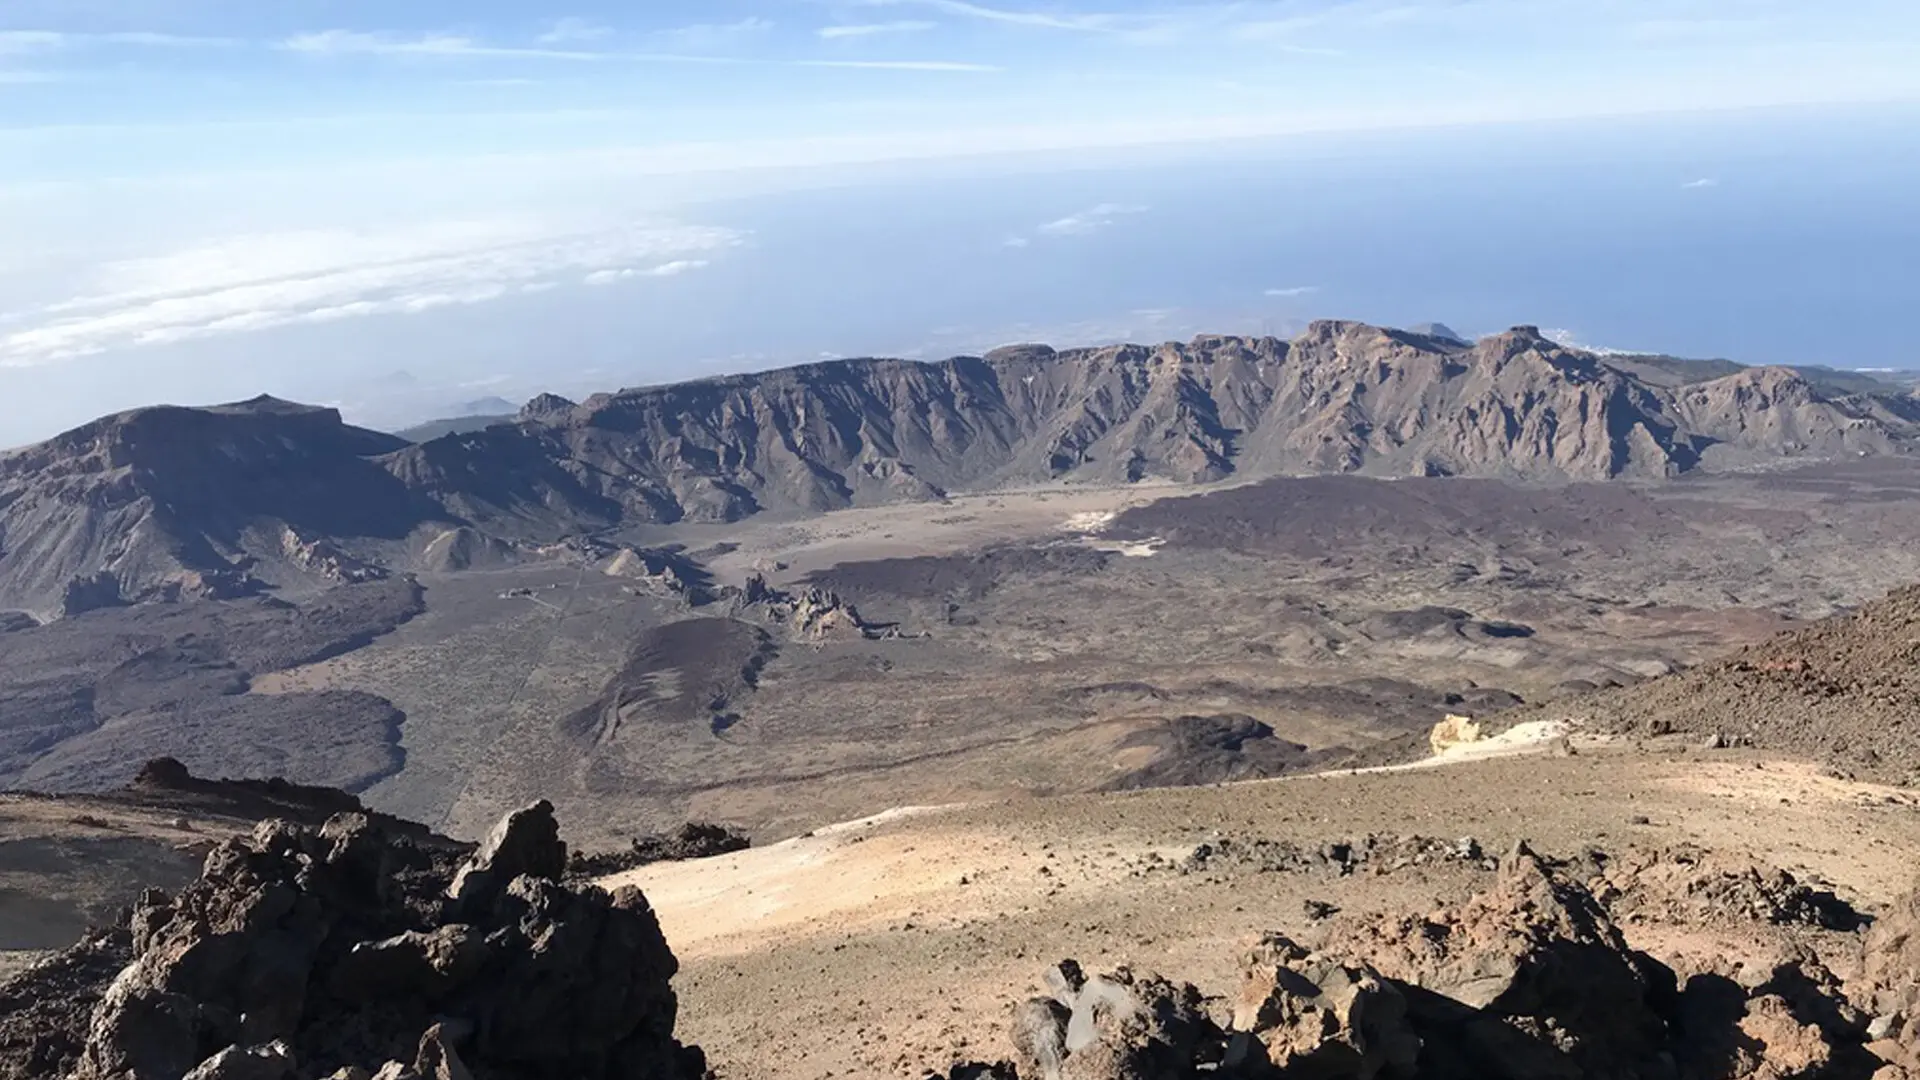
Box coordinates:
[4,321,1918,617]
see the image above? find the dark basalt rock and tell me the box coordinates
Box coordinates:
[0,803,703,1080]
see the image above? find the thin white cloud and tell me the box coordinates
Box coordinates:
[1682,177,1719,189]
[1,30,236,51]
[1002,235,1031,248]
[1265,285,1319,297]
[654,17,774,51]
[857,0,1122,32]
[538,17,613,45]
[819,21,940,39]
[798,59,999,71]
[1543,328,1643,356]
[100,32,238,47]
[1036,202,1148,236]
[281,31,610,61]
[1,224,742,367]
[583,259,712,284]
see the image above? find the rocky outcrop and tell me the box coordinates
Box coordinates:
[1668,949,1876,1080]
[1854,877,1920,1069]
[1331,842,1671,1079]
[280,527,388,584]
[967,844,1903,1080]
[1427,714,1483,755]
[0,802,703,1080]
[734,574,900,642]
[602,548,718,605]
[567,822,751,879]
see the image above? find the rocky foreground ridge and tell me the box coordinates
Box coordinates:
[7,794,1920,1079]
[4,322,1918,614]
[951,844,1920,1080]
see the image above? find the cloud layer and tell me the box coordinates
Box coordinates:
[0,222,743,367]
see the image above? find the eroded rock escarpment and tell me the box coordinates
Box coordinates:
[0,801,705,1080]
[7,323,1918,615]
[956,844,1920,1080]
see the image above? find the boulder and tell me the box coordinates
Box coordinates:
[1010,999,1071,1080]
[1428,715,1483,756]
[444,799,567,912]
[1225,933,1419,1079]
[1016,964,1219,1080]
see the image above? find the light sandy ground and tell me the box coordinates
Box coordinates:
[650,483,1213,587]
[607,742,1920,1080]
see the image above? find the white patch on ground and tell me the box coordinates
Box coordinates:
[1339,720,1577,777]
[1060,510,1118,534]
[1088,537,1166,558]
[1431,720,1571,762]
[808,804,945,836]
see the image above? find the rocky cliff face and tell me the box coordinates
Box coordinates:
[0,397,435,615]
[4,324,1916,613]
[385,323,1919,531]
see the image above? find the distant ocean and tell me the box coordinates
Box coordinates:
[604,101,1920,377]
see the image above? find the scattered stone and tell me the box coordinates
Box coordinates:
[1010,966,1220,1080]
[1176,833,1495,877]
[1593,845,1863,930]
[180,1041,296,1080]
[958,841,1907,1079]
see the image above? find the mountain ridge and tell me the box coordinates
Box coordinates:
[3,321,1917,614]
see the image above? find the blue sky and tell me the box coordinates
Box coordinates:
[2,1,1919,441]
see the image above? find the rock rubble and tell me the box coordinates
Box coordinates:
[0,801,704,1080]
[961,844,1919,1080]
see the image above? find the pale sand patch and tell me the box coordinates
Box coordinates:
[1060,510,1118,534]
[601,815,1012,960]
[1087,537,1166,558]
